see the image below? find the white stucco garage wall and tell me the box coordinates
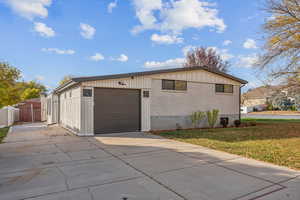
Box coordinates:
[151,80,240,116]
[150,76,241,130]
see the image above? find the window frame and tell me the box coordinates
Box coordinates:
[82,89,93,97]
[215,84,234,94]
[143,91,150,98]
[162,79,187,91]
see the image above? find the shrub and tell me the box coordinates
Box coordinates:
[250,121,257,126]
[220,117,229,128]
[234,120,241,127]
[206,109,219,128]
[290,105,297,111]
[266,102,273,111]
[190,111,205,128]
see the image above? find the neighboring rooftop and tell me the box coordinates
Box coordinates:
[243,85,282,99]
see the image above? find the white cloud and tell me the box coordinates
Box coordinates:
[42,48,75,55]
[108,1,117,13]
[160,0,226,34]
[223,40,232,46]
[146,44,234,69]
[4,0,52,20]
[90,53,105,61]
[80,23,96,39]
[182,45,196,55]
[182,45,234,61]
[208,47,234,61]
[144,58,185,68]
[267,15,276,21]
[237,54,258,68]
[151,33,183,44]
[131,0,162,33]
[45,85,53,90]
[20,73,25,79]
[243,38,257,49]
[247,80,263,89]
[132,0,226,34]
[116,54,128,62]
[34,22,55,37]
[35,75,45,81]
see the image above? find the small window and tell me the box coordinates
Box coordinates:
[143,91,150,98]
[69,91,72,98]
[224,84,233,93]
[175,80,187,91]
[162,80,187,91]
[64,93,67,99]
[162,80,175,90]
[215,84,233,93]
[83,89,92,97]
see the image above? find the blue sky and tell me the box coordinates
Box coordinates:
[0,0,269,91]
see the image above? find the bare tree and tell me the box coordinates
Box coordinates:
[184,47,229,73]
[259,0,300,78]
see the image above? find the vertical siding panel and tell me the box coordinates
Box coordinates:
[81,76,151,89]
[80,87,94,136]
[59,87,81,134]
[141,89,151,131]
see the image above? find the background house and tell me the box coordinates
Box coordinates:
[46,66,247,136]
[241,86,281,113]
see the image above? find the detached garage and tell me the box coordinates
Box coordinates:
[47,66,247,136]
[93,88,141,134]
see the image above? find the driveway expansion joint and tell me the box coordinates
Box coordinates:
[215,162,284,185]
[234,185,287,200]
[96,145,189,200]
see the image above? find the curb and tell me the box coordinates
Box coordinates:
[8,126,13,133]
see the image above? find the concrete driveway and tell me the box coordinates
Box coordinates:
[0,123,299,200]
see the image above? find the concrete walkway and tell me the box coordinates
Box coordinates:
[0,123,299,200]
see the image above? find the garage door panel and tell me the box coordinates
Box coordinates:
[94,88,140,134]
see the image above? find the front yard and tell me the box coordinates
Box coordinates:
[153,118,300,170]
[0,127,9,143]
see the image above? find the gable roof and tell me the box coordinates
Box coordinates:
[55,66,247,93]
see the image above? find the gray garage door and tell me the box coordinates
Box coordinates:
[94,88,141,134]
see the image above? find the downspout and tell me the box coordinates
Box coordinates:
[239,84,246,121]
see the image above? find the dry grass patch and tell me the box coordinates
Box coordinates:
[153,119,300,170]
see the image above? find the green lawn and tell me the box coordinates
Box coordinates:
[153,119,300,170]
[0,127,9,143]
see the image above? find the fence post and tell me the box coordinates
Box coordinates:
[31,104,34,122]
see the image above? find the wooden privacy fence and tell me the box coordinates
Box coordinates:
[0,106,19,128]
[17,101,41,122]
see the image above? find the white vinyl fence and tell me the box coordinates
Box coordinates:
[0,106,19,128]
